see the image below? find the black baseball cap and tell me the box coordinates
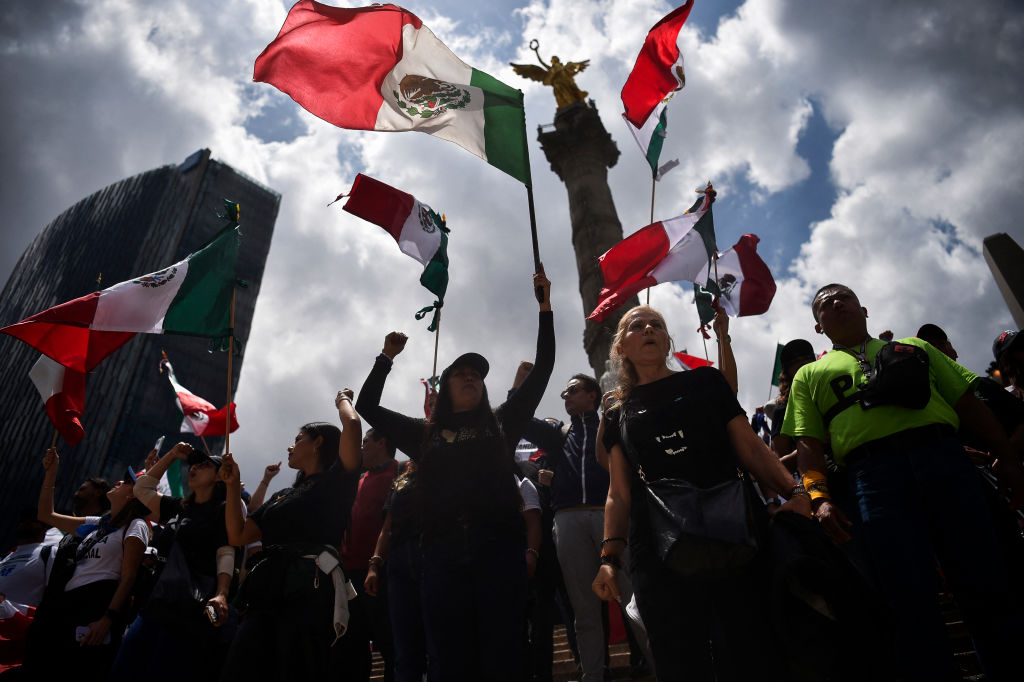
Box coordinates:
[188,451,223,469]
[442,352,489,380]
[780,339,815,370]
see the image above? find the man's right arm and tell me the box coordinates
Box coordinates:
[521,417,564,461]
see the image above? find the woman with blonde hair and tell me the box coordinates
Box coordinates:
[592,305,811,681]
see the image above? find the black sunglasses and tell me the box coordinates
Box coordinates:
[560,385,583,399]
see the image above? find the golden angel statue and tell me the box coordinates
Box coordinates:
[511,40,590,109]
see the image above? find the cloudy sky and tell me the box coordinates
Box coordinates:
[3,0,1022,495]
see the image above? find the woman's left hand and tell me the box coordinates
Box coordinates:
[219,453,241,488]
[80,617,111,646]
[777,492,813,519]
[206,594,229,627]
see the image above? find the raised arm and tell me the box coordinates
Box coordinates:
[220,453,262,547]
[496,269,555,435]
[248,461,280,511]
[355,332,427,460]
[713,306,738,395]
[38,448,87,533]
[335,388,362,472]
[134,442,193,516]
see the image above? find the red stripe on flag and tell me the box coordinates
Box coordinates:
[254,1,422,130]
[621,1,694,128]
[588,222,671,322]
[342,173,416,243]
[1,293,134,372]
[190,403,240,437]
[673,351,713,369]
[733,234,776,316]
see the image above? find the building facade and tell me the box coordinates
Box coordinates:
[0,149,279,547]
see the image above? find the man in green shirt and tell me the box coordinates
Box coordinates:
[783,283,1024,682]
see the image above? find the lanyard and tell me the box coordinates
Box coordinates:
[834,337,873,380]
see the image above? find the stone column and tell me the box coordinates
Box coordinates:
[539,100,639,381]
[984,232,1024,328]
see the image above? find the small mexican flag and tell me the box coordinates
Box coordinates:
[341,173,448,327]
[254,1,531,185]
[160,359,239,437]
[1,225,239,372]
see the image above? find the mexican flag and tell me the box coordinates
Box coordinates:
[694,233,777,324]
[161,359,239,437]
[713,234,777,317]
[254,1,531,185]
[588,191,716,322]
[341,173,448,303]
[621,1,693,129]
[621,1,693,174]
[28,354,86,446]
[0,226,239,373]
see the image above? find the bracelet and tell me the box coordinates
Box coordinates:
[368,555,384,567]
[525,548,539,559]
[336,396,353,406]
[800,470,831,501]
[717,334,731,343]
[600,553,621,569]
[600,537,627,547]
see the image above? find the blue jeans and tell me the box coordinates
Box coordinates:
[388,541,427,682]
[850,436,1022,681]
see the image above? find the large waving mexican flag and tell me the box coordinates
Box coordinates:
[1,226,239,373]
[254,1,531,185]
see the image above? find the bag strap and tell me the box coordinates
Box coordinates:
[823,389,863,427]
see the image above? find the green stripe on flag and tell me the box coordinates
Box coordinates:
[645,109,667,176]
[771,343,784,387]
[163,226,240,337]
[472,69,532,186]
[167,460,184,498]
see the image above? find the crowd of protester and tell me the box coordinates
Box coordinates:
[1,274,1023,682]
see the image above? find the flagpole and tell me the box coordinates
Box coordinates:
[50,429,58,449]
[225,290,235,456]
[200,436,213,457]
[525,184,544,302]
[646,176,655,305]
[431,308,442,386]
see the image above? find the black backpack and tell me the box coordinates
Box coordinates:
[824,342,931,426]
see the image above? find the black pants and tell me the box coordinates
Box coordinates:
[631,550,783,682]
[21,579,120,682]
[333,568,395,682]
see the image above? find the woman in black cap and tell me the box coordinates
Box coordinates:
[356,269,554,682]
[110,442,234,682]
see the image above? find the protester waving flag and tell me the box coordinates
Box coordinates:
[0,225,240,372]
[340,173,449,329]
[160,358,239,437]
[28,355,86,446]
[255,1,531,185]
[588,188,715,322]
[621,1,694,175]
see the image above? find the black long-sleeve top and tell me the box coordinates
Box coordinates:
[356,311,555,545]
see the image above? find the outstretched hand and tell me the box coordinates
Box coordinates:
[335,388,355,409]
[512,361,533,390]
[534,264,551,311]
[169,442,194,460]
[382,332,408,360]
[712,303,729,339]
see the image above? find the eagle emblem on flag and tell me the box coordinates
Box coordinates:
[134,266,178,288]
[393,75,471,118]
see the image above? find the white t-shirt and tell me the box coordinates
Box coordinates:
[518,476,541,513]
[64,517,149,592]
[0,539,57,608]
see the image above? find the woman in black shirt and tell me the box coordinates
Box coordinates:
[355,269,554,681]
[592,305,811,682]
[218,390,361,682]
